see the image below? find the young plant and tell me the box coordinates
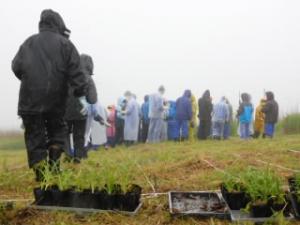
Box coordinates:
[39,163,55,190]
[104,170,118,194]
[222,173,245,193]
[242,167,284,205]
[86,169,100,193]
[119,161,134,193]
[56,169,73,191]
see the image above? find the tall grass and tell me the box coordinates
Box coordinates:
[278,113,300,135]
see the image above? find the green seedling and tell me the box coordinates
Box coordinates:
[222,173,245,193]
[39,163,55,190]
[57,169,73,191]
[242,167,284,205]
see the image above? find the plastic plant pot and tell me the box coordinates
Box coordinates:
[33,187,53,206]
[220,184,250,210]
[250,202,273,218]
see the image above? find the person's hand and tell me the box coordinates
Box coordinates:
[190,121,195,128]
[78,97,89,116]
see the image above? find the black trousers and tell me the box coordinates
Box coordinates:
[198,120,212,140]
[115,118,124,145]
[67,120,87,159]
[21,114,68,168]
[141,121,149,143]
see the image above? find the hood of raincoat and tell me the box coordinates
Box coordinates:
[191,94,196,104]
[144,95,149,102]
[202,90,210,100]
[183,90,192,98]
[80,54,94,75]
[241,93,251,103]
[39,9,71,38]
[266,92,274,101]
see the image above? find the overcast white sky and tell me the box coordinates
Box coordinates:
[0,0,300,129]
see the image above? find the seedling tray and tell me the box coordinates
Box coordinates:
[168,191,230,219]
[229,209,294,223]
[289,193,300,219]
[29,201,143,216]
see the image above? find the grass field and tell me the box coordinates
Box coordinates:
[0,134,300,225]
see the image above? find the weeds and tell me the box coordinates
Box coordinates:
[278,113,300,135]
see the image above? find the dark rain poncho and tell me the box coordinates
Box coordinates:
[65,54,98,121]
[12,9,87,116]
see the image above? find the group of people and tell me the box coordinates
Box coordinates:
[98,87,279,151]
[11,9,279,182]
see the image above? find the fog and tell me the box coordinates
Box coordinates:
[0,0,299,129]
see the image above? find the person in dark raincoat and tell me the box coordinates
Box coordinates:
[223,98,233,140]
[175,90,192,141]
[11,9,89,181]
[65,54,97,163]
[237,93,253,140]
[141,95,150,143]
[197,90,213,140]
[262,92,279,138]
[167,101,177,141]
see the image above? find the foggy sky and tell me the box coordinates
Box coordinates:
[0,0,300,129]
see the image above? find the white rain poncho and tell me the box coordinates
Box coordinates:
[124,98,140,141]
[85,102,107,147]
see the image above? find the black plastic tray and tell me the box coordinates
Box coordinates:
[230,209,294,223]
[29,201,143,216]
[289,193,300,219]
[168,191,230,219]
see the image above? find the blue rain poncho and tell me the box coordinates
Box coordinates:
[167,101,177,140]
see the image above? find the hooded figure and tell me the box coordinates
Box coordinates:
[223,98,233,140]
[147,86,166,143]
[237,93,254,139]
[253,99,266,138]
[197,90,213,140]
[141,95,150,143]
[11,9,88,181]
[189,94,198,142]
[123,92,140,146]
[65,54,98,162]
[262,92,279,138]
[175,90,193,141]
[211,97,230,140]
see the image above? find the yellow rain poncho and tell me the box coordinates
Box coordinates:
[254,99,266,134]
[189,94,198,141]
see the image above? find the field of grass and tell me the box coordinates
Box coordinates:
[0,134,300,225]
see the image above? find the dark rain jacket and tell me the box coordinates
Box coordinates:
[12,9,87,116]
[65,54,98,121]
[176,90,192,121]
[262,92,279,124]
[198,90,213,121]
